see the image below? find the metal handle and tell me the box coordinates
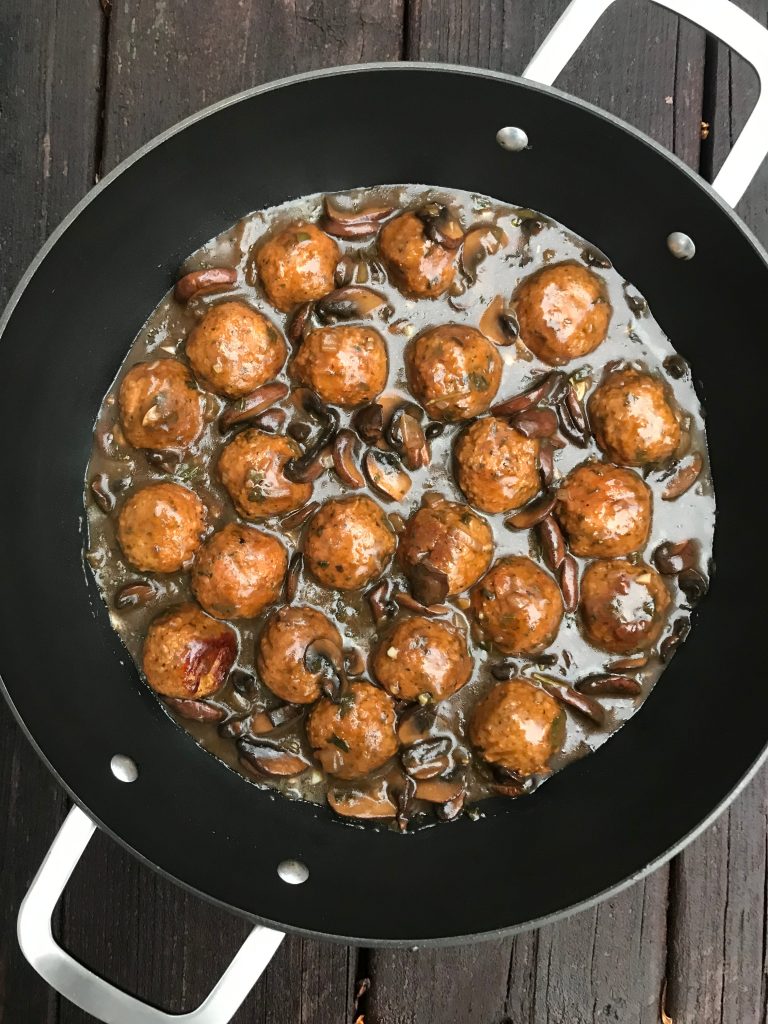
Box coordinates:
[17,805,284,1024]
[522,0,768,208]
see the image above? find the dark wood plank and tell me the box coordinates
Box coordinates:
[55,3,404,1022]
[367,3,706,1021]
[665,6,768,1023]
[0,2,104,1022]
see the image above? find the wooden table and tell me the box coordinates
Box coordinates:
[1,2,766,1021]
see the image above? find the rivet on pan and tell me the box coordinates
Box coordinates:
[496,126,529,152]
[110,754,139,783]
[277,859,309,885]
[667,231,696,260]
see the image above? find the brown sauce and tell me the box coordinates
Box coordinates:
[84,184,715,829]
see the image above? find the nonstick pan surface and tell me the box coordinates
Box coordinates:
[1,64,766,945]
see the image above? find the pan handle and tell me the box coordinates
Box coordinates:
[522,0,768,208]
[17,805,285,1024]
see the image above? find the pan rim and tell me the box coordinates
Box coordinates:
[2,59,767,947]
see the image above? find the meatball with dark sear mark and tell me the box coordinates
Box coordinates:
[398,498,494,596]
[378,210,456,298]
[372,615,473,702]
[143,603,237,699]
[555,461,652,558]
[470,555,564,655]
[580,559,671,654]
[304,495,396,590]
[406,325,502,422]
[514,262,611,365]
[470,679,565,777]
[191,522,287,619]
[117,482,207,573]
[218,428,312,519]
[307,681,398,779]
[454,416,541,514]
[185,300,286,399]
[588,367,682,466]
[118,358,203,451]
[290,324,388,408]
[254,222,340,312]
[256,605,342,704]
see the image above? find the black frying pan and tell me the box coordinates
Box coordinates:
[2,0,768,1020]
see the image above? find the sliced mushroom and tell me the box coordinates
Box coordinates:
[284,390,339,483]
[352,402,385,444]
[284,551,302,604]
[387,404,430,471]
[174,267,237,303]
[653,539,699,575]
[367,580,392,625]
[538,515,566,571]
[249,711,278,735]
[414,776,464,804]
[479,296,519,346]
[334,254,356,287]
[230,668,258,698]
[114,581,157,610]
[396,703,444,746]
[164,697,226,722]
[268,704,304,728]
[606,655,648,672]
[490,660,519,681]
[678,567,709,605]
[460,224,507,282]
[287,301,314,347]
[146,448,182,474]
[661,453,703,501]
[219,715,257,739]
[558,553,580,613]
[219,382,289,432]
[393,590,450,617]
[316,286,389,323]
[576,674,642,698]
[344,647,366,677]
[328,781,397,819]
[416,203,464,250]
[505,493,556,530]
[331,429,365,488]
[512,407,558,438]
[659,617,691,662]
[280,501,319,531]
[321,196,394,239]
[238,738,311,777]
[556,395,589,446]
[90,474,117,513]
[532,673,606,726]
[304,637,348,700]
[491,371,565,417]
[252,409,286,434]
[436,792,466,820]
[538,442,555,487]
[365,449,411,502]
[401,738,452,779]
[408,560,449,607]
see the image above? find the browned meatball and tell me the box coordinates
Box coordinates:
[185,301,286,399]
[556,462,652,558]
[378,210,456,298]
[588,367,682,466]
[143,603,237,699]
[256,605,342,704]
[191,522,286,619]
[117,482,207,573]
[398,499,493,596]
[306,682,398,779]
[254,222,339,312]
[304,496,395,590]
[218,428,312,519]
[470,556,563,655]
[580,559,671,654]
[118,358,203,450]
[454,416,541,514]
[514,262,611,365]
[290,324,388,408]
[406,325,502,422]
[470,679,565,776]
[372,615,472,702]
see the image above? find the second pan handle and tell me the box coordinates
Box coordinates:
[522,0,768,208]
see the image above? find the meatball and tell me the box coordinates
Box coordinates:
[470,679,565,777]
[254,222,339,312]
[118,358,203,451]
[454,416,541,514]
[470,556,563,655]
[304,495,395,590]
[256,605,342,704]
[514,262,611,365]
[555,461,652,558]
[191,523,287,619]
[398,499,493,596]
[290,324,388,408]
[186,301,286,399]
[406,325,502,422]
[378,210,456,298]
[580,558,671,654]
[218,428,312,519]
[306,681,398,779]
[143,603,237,699]
[372,615,472,702]
[117,482,207,573]
[588,367,682,466]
